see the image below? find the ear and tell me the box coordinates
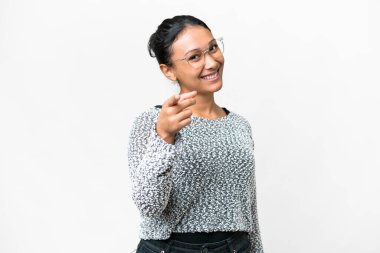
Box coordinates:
[159,64,177,82]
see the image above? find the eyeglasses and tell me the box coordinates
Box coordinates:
[174,37,224,69]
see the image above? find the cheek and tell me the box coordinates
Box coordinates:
[177,71,201,84]
[219,55,225,65]
[184,70,203,80]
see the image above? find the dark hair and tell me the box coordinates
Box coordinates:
[148,15,211,66]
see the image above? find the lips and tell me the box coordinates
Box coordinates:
[200,69,220,80]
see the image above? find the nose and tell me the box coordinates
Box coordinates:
[203,52,219,69]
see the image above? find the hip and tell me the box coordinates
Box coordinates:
[135,231,250,253]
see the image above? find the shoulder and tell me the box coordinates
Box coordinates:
[228,109,253,131]
[228,110,255,146]
[131,106,161,128]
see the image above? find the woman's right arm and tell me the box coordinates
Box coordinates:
[127,108,177,218]
[127,91,197,217]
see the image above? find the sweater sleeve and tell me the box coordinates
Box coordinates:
[248,174,264,253]
[245,120,264,253]
[127,108,177,217]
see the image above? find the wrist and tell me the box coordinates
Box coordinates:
[155,123,175,144]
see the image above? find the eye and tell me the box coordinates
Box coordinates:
[209,43,218,53]
[187,52,202,62]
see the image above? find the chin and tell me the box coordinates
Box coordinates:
[210,80,223,93]
[214,83,223,92]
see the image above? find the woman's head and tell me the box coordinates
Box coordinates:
[148,15,211,66]
[148,15,224,95]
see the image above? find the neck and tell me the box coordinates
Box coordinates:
[179,90,222,118]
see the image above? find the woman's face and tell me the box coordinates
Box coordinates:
[167,25,224,95]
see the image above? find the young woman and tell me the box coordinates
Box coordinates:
[128,15,264,253]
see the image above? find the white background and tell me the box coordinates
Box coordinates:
[1,1,379,253]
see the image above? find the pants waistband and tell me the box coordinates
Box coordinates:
[141,231,249,251]
[170,231,237,244]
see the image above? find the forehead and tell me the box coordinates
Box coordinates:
[171,25,214,56]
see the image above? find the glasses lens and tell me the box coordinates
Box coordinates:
[217,38,224,53]
[188,38,224,68]
[187,51,203,68]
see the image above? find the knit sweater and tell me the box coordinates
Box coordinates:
[127,105,264,253]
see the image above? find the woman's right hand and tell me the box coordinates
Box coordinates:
[156,90,197,144]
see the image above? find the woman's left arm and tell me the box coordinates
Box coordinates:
[245,119,265,253]
[248,174,265,253]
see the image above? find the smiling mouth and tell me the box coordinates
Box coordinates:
[200,68,220,80]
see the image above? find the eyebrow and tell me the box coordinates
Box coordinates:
[184,38,216,55]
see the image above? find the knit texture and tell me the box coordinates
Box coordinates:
[127,106,264,253]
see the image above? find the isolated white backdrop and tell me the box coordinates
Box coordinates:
[1,1,379,253]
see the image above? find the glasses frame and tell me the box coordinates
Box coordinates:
[174,37,224,68]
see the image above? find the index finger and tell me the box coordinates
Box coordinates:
[163,93,180,108]
[178,90,197,103]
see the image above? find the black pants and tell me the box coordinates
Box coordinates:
[135,231,250,253]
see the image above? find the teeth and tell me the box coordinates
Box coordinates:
[202,72,218,80]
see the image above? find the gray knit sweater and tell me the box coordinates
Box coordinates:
[127,105,264,253]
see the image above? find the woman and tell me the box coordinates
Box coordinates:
[128,15,264,253]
